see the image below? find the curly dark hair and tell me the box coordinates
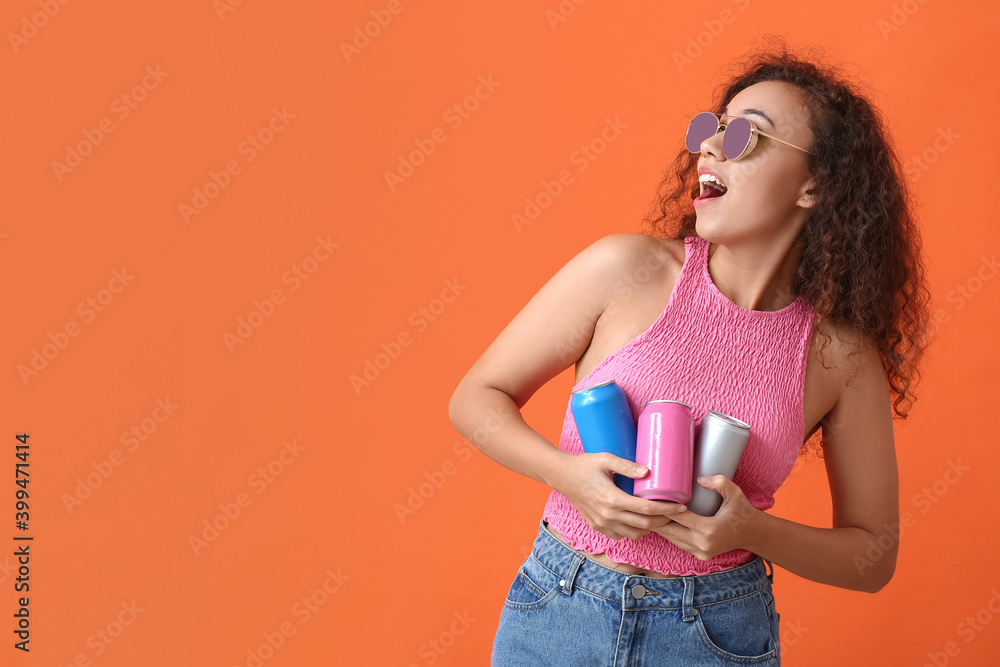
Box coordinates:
[640,39,931,456]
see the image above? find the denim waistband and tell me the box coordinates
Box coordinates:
[532,519,773,614]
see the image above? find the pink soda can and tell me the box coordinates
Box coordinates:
[633,400,694,503]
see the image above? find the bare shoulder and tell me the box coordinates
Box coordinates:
[449,232,681,410]
[807,318,890,443]
[803,314,889,442]
[584,233,684,279]
[643,234,687,267]
[810,317,884,383]
[586,232,681,256]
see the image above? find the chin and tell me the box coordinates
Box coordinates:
[694,215,757,247]
[693,216,723,243]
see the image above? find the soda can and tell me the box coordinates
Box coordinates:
[687,411,751,516]
[570,380,637,494]
[634,400,694,502]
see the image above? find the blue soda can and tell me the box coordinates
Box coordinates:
[570,380,638,495]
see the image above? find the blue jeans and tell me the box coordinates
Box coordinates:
[492,520,781,666]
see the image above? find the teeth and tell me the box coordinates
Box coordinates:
[698,173,727,192]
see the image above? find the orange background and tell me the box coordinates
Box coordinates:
[3,0,999,665]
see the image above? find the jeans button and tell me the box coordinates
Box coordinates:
[631,584,647,599]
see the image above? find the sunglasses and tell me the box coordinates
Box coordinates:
[685,111,813,161]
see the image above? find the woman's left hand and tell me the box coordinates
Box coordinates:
[654,475,761,560]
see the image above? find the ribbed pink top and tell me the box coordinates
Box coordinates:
[542,235,815,576]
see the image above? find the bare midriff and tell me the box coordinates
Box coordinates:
[544,521,682,579]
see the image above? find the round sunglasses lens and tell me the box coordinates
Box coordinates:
[686,112,720,153]
[723,117,753,159]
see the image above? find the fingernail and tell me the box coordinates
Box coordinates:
[636,466,648,475]
[697,476,710,484]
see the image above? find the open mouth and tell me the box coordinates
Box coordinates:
[694,174,728,205]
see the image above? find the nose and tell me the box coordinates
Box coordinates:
[700,124,726,161]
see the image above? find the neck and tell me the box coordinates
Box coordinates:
[706,238,801,312]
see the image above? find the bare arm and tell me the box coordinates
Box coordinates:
[449,384,568,488]
[448,234,686,540]
[743,335,900,592]
[448,235,619,485]
[659,329,899,592]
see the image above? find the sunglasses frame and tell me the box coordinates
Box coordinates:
[686,111,814,161]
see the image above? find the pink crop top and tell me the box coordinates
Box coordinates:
[541,234,815,576]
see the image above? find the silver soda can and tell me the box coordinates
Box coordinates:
[687,411,751,516]
[570,380,637,495]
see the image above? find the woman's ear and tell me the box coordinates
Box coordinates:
[797,181,816,209]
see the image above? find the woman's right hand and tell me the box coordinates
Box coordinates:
[549,451,688,541]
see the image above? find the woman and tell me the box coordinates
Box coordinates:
[448,45,929,665]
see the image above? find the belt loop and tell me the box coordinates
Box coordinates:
[763,558,774,583]
[682,577,696,621]
[560,552,585,596]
